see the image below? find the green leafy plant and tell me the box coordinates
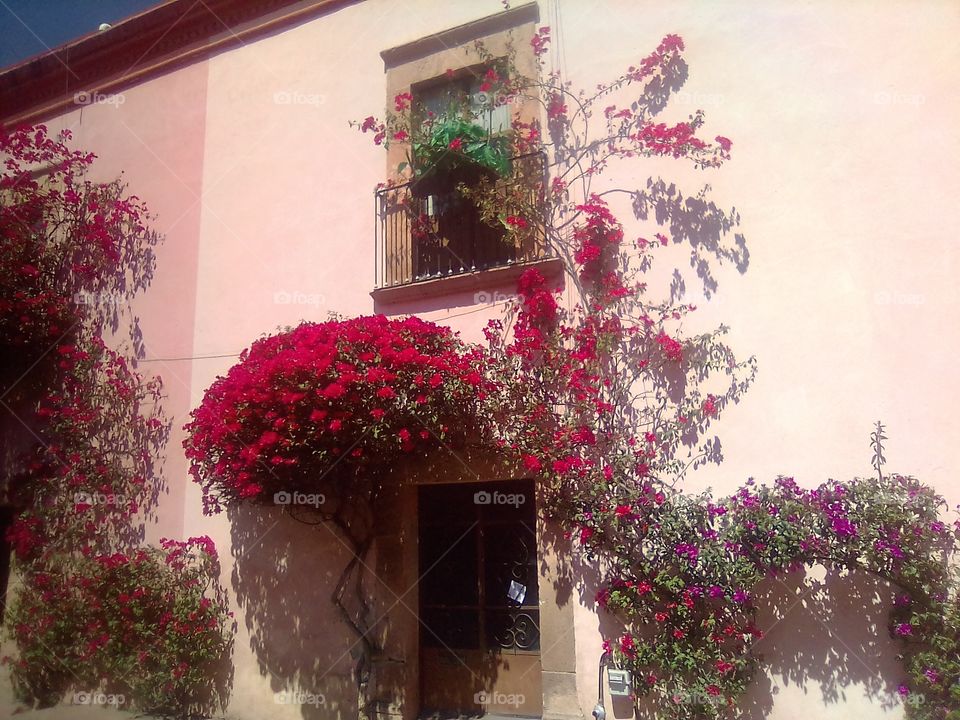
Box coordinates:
[412,114,512,182]
[5,538,232,714]
[872,420,888,481]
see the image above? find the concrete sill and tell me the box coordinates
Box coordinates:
[371,257,563,305]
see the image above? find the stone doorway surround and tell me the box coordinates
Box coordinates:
[369,447,581,720]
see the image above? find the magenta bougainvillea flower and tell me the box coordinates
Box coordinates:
[185,315,498,513]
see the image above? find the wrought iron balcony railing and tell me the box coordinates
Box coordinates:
[374,152,550,289]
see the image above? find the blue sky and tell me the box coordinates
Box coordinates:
[0,0,160,70]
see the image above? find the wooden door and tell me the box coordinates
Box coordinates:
[418,479,542,718]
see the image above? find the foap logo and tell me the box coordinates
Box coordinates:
[473,89,523,109]
[874,290,925,306]
[273,290,327,307]
[273,491,325,508]
[74,491,126,507]
[74,90,125,107]
[474,290,517,304]
[72,692,125,706]
[674,90,725,107]
[474,690,525,707]
[874,90,925,107]
[73,290,124,309]
[273,90,326,107]
[672,690,725,708]
[900,691,927,708]
[473,490,526,508]
[274,690,326,706]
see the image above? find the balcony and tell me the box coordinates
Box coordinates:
[372,152,558,302]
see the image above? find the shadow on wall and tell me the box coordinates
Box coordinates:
[578,559,638,720]
[538,519,576,608]
[739,567,906,719]
[630,178,749,302]
[580,566,906,719]
[230,503,359,719]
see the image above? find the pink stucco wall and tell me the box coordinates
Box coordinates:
[37,61,210,544]
[552,3,960,717]
[14,0,959,718]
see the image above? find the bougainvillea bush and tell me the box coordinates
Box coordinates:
[0,126,157,403]
[1,125,232,714]
[354,27,960,719]
[595,474,960,718]
[184,314,507,697]
[5,335,166,563]
[184,314,499,514]
[6,537,231,713]
[1,124,163,517]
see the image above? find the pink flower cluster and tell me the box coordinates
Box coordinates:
[7,538,231,711]
[572,196,630,302]
[530,26,551,58]
[185,315,496,513]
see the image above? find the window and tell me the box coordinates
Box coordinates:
[373,4,556,298]
[417,73,511,135]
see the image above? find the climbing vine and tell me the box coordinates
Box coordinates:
[354,28,960,719]
[184,314,505,713]
[0,125,233,714]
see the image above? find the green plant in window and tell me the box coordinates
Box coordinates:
[352,55,523,192]
[412,114,511,185]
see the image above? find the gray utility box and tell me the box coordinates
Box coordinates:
[607,668,632,697]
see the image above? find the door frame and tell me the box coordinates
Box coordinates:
[415,477,542,719]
